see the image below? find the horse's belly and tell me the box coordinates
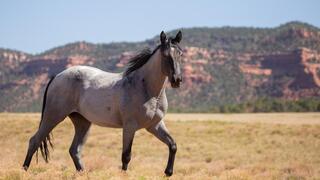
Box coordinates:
[81,111,122,128]
[78,90,122,128]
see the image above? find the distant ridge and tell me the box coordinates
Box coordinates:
[0,21,319,112]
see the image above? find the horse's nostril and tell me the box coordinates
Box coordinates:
[173,74,182,83]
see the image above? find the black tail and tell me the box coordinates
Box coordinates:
[36,75,56,163]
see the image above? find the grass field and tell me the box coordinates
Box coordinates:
[0,113,319,180]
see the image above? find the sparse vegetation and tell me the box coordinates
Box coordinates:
[216,98,320,113]
[0,113,319,179]
[169,98,320,113]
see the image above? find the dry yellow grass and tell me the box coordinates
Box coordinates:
[0,113,319,179]
[166,113,320,125]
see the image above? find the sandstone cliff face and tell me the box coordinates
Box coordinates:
[181,47,213,88]
[239,48,320,99]
[1,45,320,112]
[22,55,94,76]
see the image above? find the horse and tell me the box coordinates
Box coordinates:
[22,31,183,176]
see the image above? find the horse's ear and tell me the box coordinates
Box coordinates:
[160,31,167,44]
[173,30,182,43]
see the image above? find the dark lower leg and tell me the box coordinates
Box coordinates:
[121,139,133,170]
[23,135,38,170]
[69,134,87,171]
[22,101,69,170]
[69,145,84,171]
[69,113,91,171]
[23,126,53,170]
[165,143,177,176]
[146,121,177,177]
[121,126,135,171]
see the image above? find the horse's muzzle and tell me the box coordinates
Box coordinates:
[170,75,182,88]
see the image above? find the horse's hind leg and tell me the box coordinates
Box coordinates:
[68,112,91,171]
[23,111,67,170]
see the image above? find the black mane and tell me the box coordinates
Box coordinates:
[123,46,160,77]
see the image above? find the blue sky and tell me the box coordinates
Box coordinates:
[0,0,319,54]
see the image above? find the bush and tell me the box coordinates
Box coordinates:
[211,98,320,113]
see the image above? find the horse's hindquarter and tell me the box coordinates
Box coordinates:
[74,67,123,128]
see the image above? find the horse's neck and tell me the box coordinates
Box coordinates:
[137,49,167,97]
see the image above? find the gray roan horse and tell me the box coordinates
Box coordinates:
[22,31,183,176]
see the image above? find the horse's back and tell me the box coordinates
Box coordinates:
[58,65,119,80]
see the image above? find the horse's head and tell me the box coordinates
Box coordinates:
[160,31,183,88]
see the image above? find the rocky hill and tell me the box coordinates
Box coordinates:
[0,21,319,112]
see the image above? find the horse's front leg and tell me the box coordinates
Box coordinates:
[146,120,177,176]
[121,122,137,171]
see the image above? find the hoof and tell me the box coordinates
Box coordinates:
[22,165,28,171]
[122,164,128,171]
[76,169,84,172]
[76,169,86,175]
[165,169,173,177]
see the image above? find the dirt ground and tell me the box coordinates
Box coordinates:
[0,113,319,179]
